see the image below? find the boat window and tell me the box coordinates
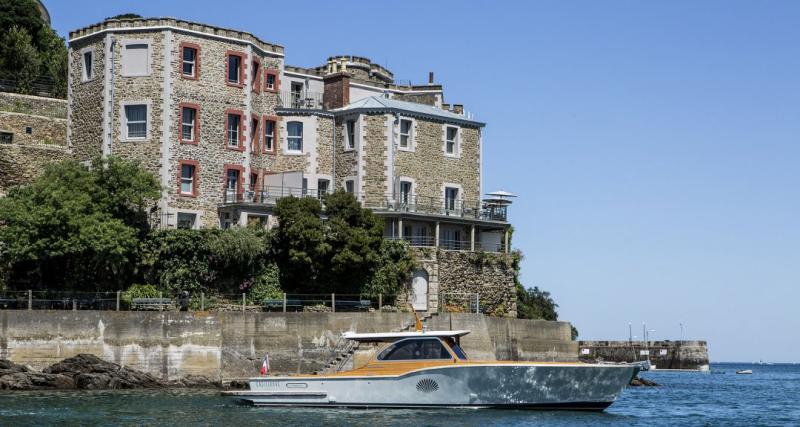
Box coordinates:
[377,338,452,361]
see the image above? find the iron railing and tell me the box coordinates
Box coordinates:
[221,187,508,223]
[277,89,324,110]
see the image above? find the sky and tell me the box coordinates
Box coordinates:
[46,1,800,362]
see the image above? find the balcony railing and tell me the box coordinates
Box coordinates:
[221,188,509,223]
[277,89,324,110]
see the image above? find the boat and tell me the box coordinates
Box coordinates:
[736,369,753,375]
[223,316,639,410]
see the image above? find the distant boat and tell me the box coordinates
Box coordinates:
[736,369,753,375]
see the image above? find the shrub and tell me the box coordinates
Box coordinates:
[121,283,161,305]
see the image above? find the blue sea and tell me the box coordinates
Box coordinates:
[1,363,798,426]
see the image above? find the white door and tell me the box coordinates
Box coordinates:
[411,270,428,311]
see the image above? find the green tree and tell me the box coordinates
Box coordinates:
[107,13,143,20]
[362,239,415,298]
[270,196,329,293]
[0,157,160,290]
[1,26,41,94]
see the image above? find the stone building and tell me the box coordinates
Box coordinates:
[63,17,517,314]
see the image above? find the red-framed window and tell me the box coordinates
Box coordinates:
[178,102,201,144]
[250,114,260,153]
[262,115,278,154]
[225,50,245,88]
[251,57,261,93]
[223,164,245,201]
[249,171,259,192]
[224,109,245,151]
[264,69,280,93]
[179,42,201,80]
[177,159,199,197]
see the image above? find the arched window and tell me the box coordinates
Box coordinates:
[377,338,452,361]
[287,121,303,152]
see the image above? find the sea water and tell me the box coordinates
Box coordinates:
[1,363,798,426]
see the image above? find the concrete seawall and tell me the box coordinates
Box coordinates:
[0,311,577,381]
[578,340,709,370]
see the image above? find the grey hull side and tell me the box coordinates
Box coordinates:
[230,364,637,410]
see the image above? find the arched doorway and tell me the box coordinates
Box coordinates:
[411,270,429,311]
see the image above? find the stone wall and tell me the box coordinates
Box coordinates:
[0,112,66,147]
[578,340,710,370]
[407,248,517,317]
[362,114,389,200]
[0,92,66,118]
[0,311,577,381]
[68,34,105,162]
[0,144,71,196]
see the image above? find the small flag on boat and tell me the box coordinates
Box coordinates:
[260,354,270,375]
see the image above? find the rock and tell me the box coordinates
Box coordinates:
[629,376,659,387]
[43,354,165,389]
[0,371,75,390]
[168,375,221,389]
[0,359,30,376]
[227,379,250,390]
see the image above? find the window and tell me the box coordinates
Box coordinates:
[345,179,354,194]
[181,45,198,78]
[377,339,452,361]
[445,187,459,212]
[121,43,150,76]
[180,105,198,143]
[400,119,412,149]
[345,120,356,150]
[226,112,242,149]
[179,162,196,196]
[0,132,12,144]
[290,82,303,108]
[251,60,260,92]
[264,119,276,152]
[445,126,458,155]
[400,181,412,205]
[82,50,93,81]
[25,127,32,134]
[249,172,259,192]
[176,212,197,229]
[446,338,469,360]
[224,168,241,202]
[226,52,243,85]
[124,104,147,139]
[287,121,303,152]
[251,116,260,151]
[317,179,330,196]
[302,178,308,196]
[264,70,278,92]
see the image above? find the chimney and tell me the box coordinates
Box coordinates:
[452,104,464,115]
[428,71,434,85]
[323,72,350,110]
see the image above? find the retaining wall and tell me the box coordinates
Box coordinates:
[578,340,709,370]
[0,311,577,381]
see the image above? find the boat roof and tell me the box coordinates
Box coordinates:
[342,330,471,341]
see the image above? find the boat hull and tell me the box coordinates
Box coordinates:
[225,363,637,410]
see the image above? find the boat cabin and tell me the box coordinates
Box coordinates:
[342,330,471,366]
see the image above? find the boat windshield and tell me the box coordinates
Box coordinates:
[377,338,453,361]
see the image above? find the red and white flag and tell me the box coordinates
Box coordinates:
[260,354,270,376]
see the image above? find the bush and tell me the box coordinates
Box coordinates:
[121,283,160,305]
[245,264,282,304]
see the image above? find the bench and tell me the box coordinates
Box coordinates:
[334,299,372,312]
[262,299,303,311]
[131,297,174,311]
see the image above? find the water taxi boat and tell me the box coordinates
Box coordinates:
[224,320,639,410]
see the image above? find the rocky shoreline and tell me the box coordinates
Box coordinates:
[0,354,232,391]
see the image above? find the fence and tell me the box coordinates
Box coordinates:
[277,89,324,110]
[0,290,399,313]
[439,292,482,314]
[0,76,63,99]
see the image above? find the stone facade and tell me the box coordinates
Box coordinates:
[68,34,105,162]
[0,144,71,196]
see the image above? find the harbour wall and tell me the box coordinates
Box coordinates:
[577,340,709,370]
[0,311,577,381]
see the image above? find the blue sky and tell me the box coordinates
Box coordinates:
[47,1,800,362]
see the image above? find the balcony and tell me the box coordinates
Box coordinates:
[276,89,324,110]
[221,188,509,223]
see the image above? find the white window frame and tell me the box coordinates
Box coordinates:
[80,47,94,82]
[443,125,460,158]
[181,106,196,141]
[316,174,332,197]
[172,209,202,230]
[227,113,241,148]
[227,54,242,84]
[181,46,197,78]
[179,163,195,195]
[442,182,464,213]
[120,39,152,77]
[119,100,151,142]
[398,177,415,207]
[286,121,304,154]
[399,118,415,152]
[264,119,275,152]
[345,119,357,151]
[344,177,356,194]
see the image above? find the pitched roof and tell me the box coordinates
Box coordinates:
[333,96,484,127]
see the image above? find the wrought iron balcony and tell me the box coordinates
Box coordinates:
[276,89,324,110]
